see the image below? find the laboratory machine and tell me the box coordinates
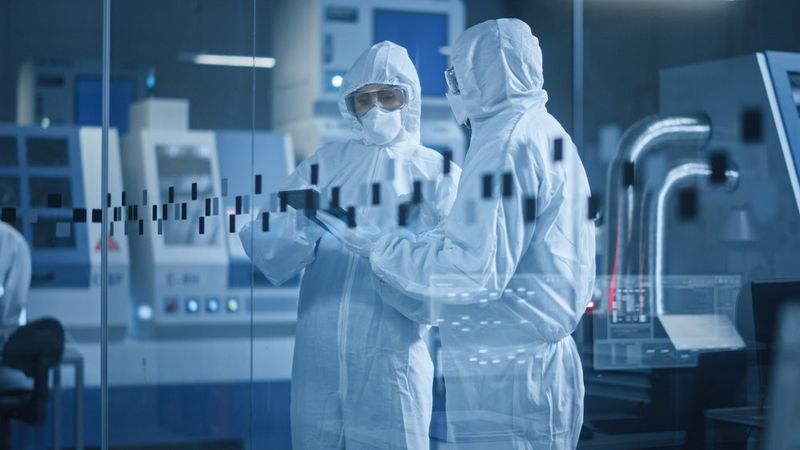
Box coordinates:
[594,51,800,370]
[583,51,800,447]
[15,60,146,133]
[87,98,297,448]
[271,0,467,162]
[120,98,228,337]
[121,98,300,337]
[0,124,130,340]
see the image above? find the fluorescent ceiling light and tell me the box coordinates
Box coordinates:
[181,52,276,69]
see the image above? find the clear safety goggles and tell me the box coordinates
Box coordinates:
[444,66,461,95]
[345,85,408,118]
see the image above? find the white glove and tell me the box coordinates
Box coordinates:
[315,210,376,258]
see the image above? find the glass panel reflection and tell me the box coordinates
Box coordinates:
[108,1,258,448]
[0,0,105,442]
[2,0,800,448]
[155,143,219,246]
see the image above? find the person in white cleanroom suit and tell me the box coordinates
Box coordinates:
[319,19,595,449]
[240,41,460,449]
[0,220,33,391]
[0,221,31,327]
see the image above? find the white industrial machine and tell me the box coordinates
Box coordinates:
[0,124,130,340]
[272,0,467,162]
[121,99,227,337]
[120,98,299,337]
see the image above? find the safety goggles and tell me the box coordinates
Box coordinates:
[444,66,461,95]
[345,85,408,118]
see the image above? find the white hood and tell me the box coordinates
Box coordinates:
[450,18,548,122]
[338,41,422,145]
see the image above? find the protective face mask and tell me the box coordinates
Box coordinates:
[359,107,403,146]
[446,91,469,126]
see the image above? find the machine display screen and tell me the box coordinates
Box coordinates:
[0,176,22,232]
[593,275,742,369]
[156,144,219,246]
[32,218,75,249]
[29,177,73,207]
[26,137,69,167]
[789,72,800,114]
[0,176,20,206]
[0,137,18,166]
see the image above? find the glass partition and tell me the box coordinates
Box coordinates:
[4,0,800,449]
[106,0,258,448]
[0,0,104,448]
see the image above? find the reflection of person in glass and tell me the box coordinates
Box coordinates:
[240,41,460,449]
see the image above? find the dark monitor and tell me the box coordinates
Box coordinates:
[373,10,448,97]
[75,76,136,133]
[763,52,800,215]
[750,279,800,391]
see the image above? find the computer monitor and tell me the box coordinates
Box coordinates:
[373,9,448,96]
[763,52,800,215]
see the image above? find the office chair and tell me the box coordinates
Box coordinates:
[0,318,64,450]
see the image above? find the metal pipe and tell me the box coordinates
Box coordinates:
[639,162,739,315]
[604,115,710,282]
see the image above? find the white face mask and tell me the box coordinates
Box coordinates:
[446,91,469,126]
[359,107,403,146]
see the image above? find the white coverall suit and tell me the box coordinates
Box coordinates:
[240,41,460,449]
[322,19,596,449]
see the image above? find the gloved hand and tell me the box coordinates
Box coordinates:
[315,210,376,258]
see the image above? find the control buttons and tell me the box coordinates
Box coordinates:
[185,298,200,314]
[137,305,154,321]
[206,297,220,313]
[164,298,179,314]
[162,295,238,315]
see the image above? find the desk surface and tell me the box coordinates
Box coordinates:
[0,345,83,364]
[62,347,83,363]
[705,406,768,428]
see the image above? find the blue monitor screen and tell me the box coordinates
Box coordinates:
[373,10,448,97]
[75,76,136,133]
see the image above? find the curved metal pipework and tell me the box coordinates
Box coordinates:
[604,115,711,287]
[638,162,739,315]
